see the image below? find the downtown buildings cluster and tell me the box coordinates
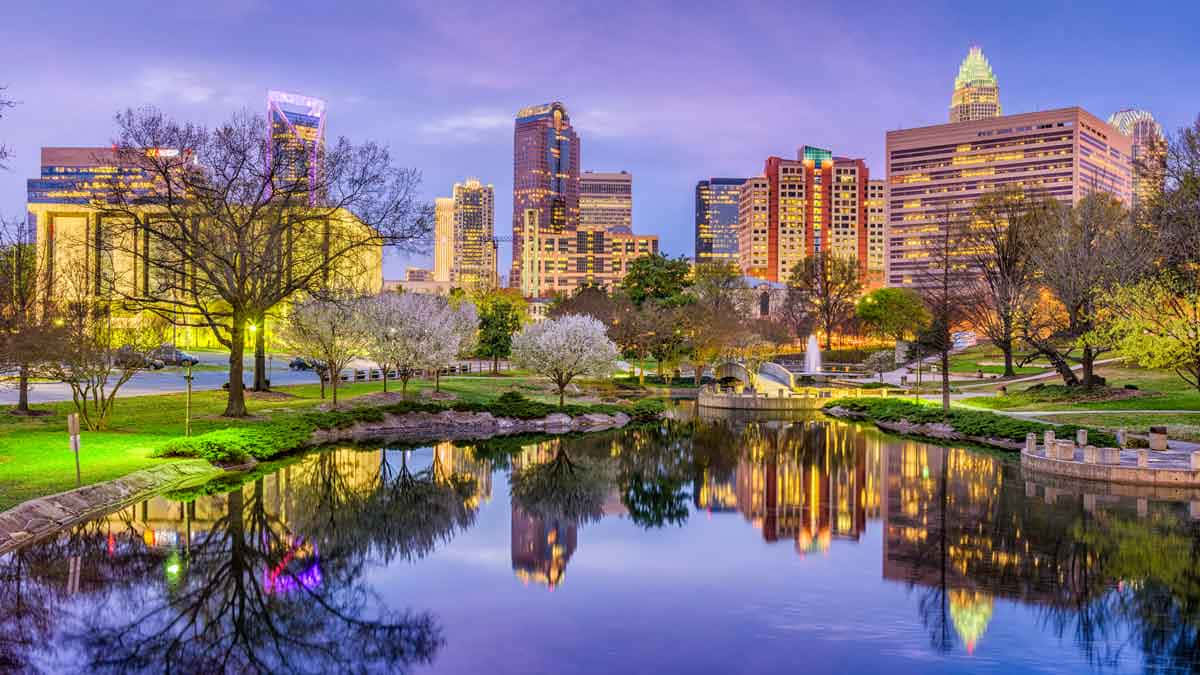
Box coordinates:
[694,46,1165,291]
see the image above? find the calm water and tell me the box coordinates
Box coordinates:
[3,406,1200,674]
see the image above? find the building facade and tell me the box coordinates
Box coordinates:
[736,147,872,283]
[949,47,1001,123]
[695,178,745,264]
[885,107,1133,288]
[434,179,498,289]
[1108,108,1166,215]
[266,90,326,198]
[866,179,887,287]
[579,171,632,233]
[512,102,580,293]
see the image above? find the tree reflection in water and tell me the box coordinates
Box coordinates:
[509,442,614,527]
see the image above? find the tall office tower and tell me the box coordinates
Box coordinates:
[886,107,1132,288]
[580,171,632,233]
[266,90,327,198]
[695,178,745,264]
[451,178,497,288]
[432,197,454,283]
[949,46,1001,123]
[737,147,871,283]
[866,179,887,287]
[512,102,580,293]
[1108,108,1166,214]
[737,176,770,278]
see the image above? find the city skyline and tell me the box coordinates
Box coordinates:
[0,2,1196,280]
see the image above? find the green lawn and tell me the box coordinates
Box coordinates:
[961,365,1200,412]
[0,373,564,511]
[946,343,1047,376]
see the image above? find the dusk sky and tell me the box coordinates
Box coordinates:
[2,0,1197,280]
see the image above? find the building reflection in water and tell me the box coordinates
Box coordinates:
[694,418,880,557]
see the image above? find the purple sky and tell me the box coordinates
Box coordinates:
[2,1,1197,280]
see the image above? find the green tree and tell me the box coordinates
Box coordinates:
[476,290,525,374]
[786,252,862,350]
[1099,275,1200,391]
[620,254,692,307]
[855,287,929,345]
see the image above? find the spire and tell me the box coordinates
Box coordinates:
[949,46,1001,123]
[954,46,998,89]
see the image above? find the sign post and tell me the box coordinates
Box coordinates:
[185,362,194,436]
[67,413,81,488]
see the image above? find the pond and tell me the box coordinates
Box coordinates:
[2,405,1198,673]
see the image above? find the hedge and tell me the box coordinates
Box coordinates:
[823,397,1117,448]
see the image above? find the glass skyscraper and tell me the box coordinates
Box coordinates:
[512,102,580,294]
[267,90,326,200]
[695,178,744,264]
[949,47,1001,123]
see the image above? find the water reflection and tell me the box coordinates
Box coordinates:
[2,413,1200,672]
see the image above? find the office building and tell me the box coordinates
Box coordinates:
[513,102,658,297]
[513,102,580,293]
[886,107,1133,288]
[266,90,326,198]
[695,178,745,264]
[580,171,632,233]
[1108,108,1166,214]
[736,147,872,283]
[949,46,1001,123]
[433,178,497,289]
[866,179,887,287]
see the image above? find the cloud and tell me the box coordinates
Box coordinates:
[419,110,511,142]
[136,68,217,104]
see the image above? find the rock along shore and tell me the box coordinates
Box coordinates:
[0,409,635,555]
[823,405,1023,451]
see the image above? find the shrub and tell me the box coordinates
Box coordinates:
[824,398,1117,447]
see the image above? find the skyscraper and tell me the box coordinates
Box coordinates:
[512,102,580,292]
[886,107,1132,288]
[949,47,1001,123]
[580,171,632,233]
[737,147,872,283]
[695,178,745,264]
[866,179,887,287]
[1108,108,1166,214]
[266,90,326,198]
[433,180,497,289]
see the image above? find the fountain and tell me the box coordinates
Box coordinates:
[804,335,821,374]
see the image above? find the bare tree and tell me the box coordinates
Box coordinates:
[42,265,167,430]
[0,85,16,169]
[0,214,55,413]
[98,107,431,417]
[785,252,862,349]
[916,206,972,410]
[1023,194,1151,387]
[963,186,1052,376]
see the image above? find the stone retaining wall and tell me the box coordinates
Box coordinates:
[0,460,219,555]
[698,389,831,411]
[1021,448,1200,487]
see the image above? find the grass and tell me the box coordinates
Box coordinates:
[825,397,1117,448]
[946,343,1047,376]
[963,365,1200,412]
[1044,413,1200,443]
[0,373,647,511]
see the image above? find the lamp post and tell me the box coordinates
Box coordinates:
[185,361,194,436]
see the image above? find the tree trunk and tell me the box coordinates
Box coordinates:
[331,374,339,407]
[492,355,498,375]
[1080,345,1100,388]
[382,369,389,393]
[559,386,565,408]
[940,349,950,411]
[223,319,248,417]
[252,314,268,391]
[1001,341,1015,378]
[435,369,441,392]
[15,364,29,413]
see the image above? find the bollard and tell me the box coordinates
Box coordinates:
[1044,430,1055,453]
[1137,449,1149,468]
[1076,429,1087,447]
[1149,426,1168,452]
[1116,428,1127,448]
[67,413,81,488]
[1083,445,1098,464]
[1102,447,1122,465]
[1025,432,1037,455]
[1056,440,1076,461]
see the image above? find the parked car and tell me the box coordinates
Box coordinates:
[152,345,200,367]
[289,357,327,371]
[114,346,165,370]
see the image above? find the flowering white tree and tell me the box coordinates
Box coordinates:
[421,300,479,391]
[360,293,407,393]
[511,314,619,406]
[278,296,370,406]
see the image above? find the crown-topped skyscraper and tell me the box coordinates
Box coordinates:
[949,46,1001,123]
